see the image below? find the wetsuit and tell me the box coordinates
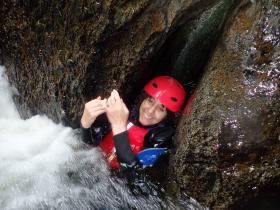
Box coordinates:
[81,108,174,169]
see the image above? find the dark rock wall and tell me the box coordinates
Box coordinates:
[0,0,218,127]
[171,0,280,209]
[1,0,110,126]
[152,0,235,84]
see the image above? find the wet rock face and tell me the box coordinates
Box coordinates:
[1,0,111,126]
[2,0,279,209]
[152,0,235,83]
[0,0,217,127]
[172,1,280,209]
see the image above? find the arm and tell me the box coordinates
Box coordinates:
[81,126,94,145]
[113,131,138,166]
[113,125,174,168]
[144,125,174,148]
[104,90,138,166]
[137,126,174,168]
[81,125,106,146]
[80,96,107,146]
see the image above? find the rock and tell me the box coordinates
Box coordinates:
[170,0,280,209]
[0,0,218,127]
[152,0,235,84]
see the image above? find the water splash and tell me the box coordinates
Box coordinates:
[0,67,20,119]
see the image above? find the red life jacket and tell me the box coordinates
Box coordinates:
[99,122,149,169]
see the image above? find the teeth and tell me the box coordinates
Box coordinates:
[144,113,152,119]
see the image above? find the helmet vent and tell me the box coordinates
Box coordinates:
[171,97,178,102]
[152,83,158,88]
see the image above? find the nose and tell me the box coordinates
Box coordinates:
[147,104,157,114]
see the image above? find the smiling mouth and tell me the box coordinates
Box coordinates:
[144,113,152,120]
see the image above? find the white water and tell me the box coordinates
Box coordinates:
[0,66,205,210]
[0,66,113,209]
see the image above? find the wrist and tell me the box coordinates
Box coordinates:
[81,116,93,129]
[112,124,127,135]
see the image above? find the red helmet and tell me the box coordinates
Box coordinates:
[144,76,186,112]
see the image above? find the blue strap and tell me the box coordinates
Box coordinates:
[137,148,168,168]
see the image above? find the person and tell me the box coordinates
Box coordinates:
[80,76,186,170]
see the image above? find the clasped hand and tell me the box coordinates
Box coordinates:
[81,89,129,135]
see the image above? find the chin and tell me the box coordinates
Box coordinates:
[139,118,152,126]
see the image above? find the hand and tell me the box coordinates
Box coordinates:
[81,96,107,128]
[105,89,129,135]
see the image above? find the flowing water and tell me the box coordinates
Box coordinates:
[0,66,206,210]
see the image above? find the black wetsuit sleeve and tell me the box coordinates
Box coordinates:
[81,126,103,146]
[113,125,174,169]
[144,125,174,149]
[81,127,92,144]
[113,131,138,166]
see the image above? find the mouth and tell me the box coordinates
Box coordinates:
[143,112,152,120]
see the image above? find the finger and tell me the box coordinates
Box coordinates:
[88,100,103,106]
[104,99,111,109]
[86,105,104,113]
[93,109,106,116]
[108,94,115,106]
[95,99,107,107]
[110,90,119,102]
[88,106,106,112]
[88,110,106,122]
[92,96,102,102]
[112,89,121,100]
[89,98,106,106]
[100,98,107,103]
[101,99,108,108]
[87,99,100,107]
[87,103,103,111]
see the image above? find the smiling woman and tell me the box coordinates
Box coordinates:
[80,75,186,169]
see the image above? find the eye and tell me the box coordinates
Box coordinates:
[159,105,166,112]
[147,97,154,103]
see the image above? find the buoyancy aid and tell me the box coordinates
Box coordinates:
[99,122,149,169]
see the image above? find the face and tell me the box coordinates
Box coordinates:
[139,97,168,126]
